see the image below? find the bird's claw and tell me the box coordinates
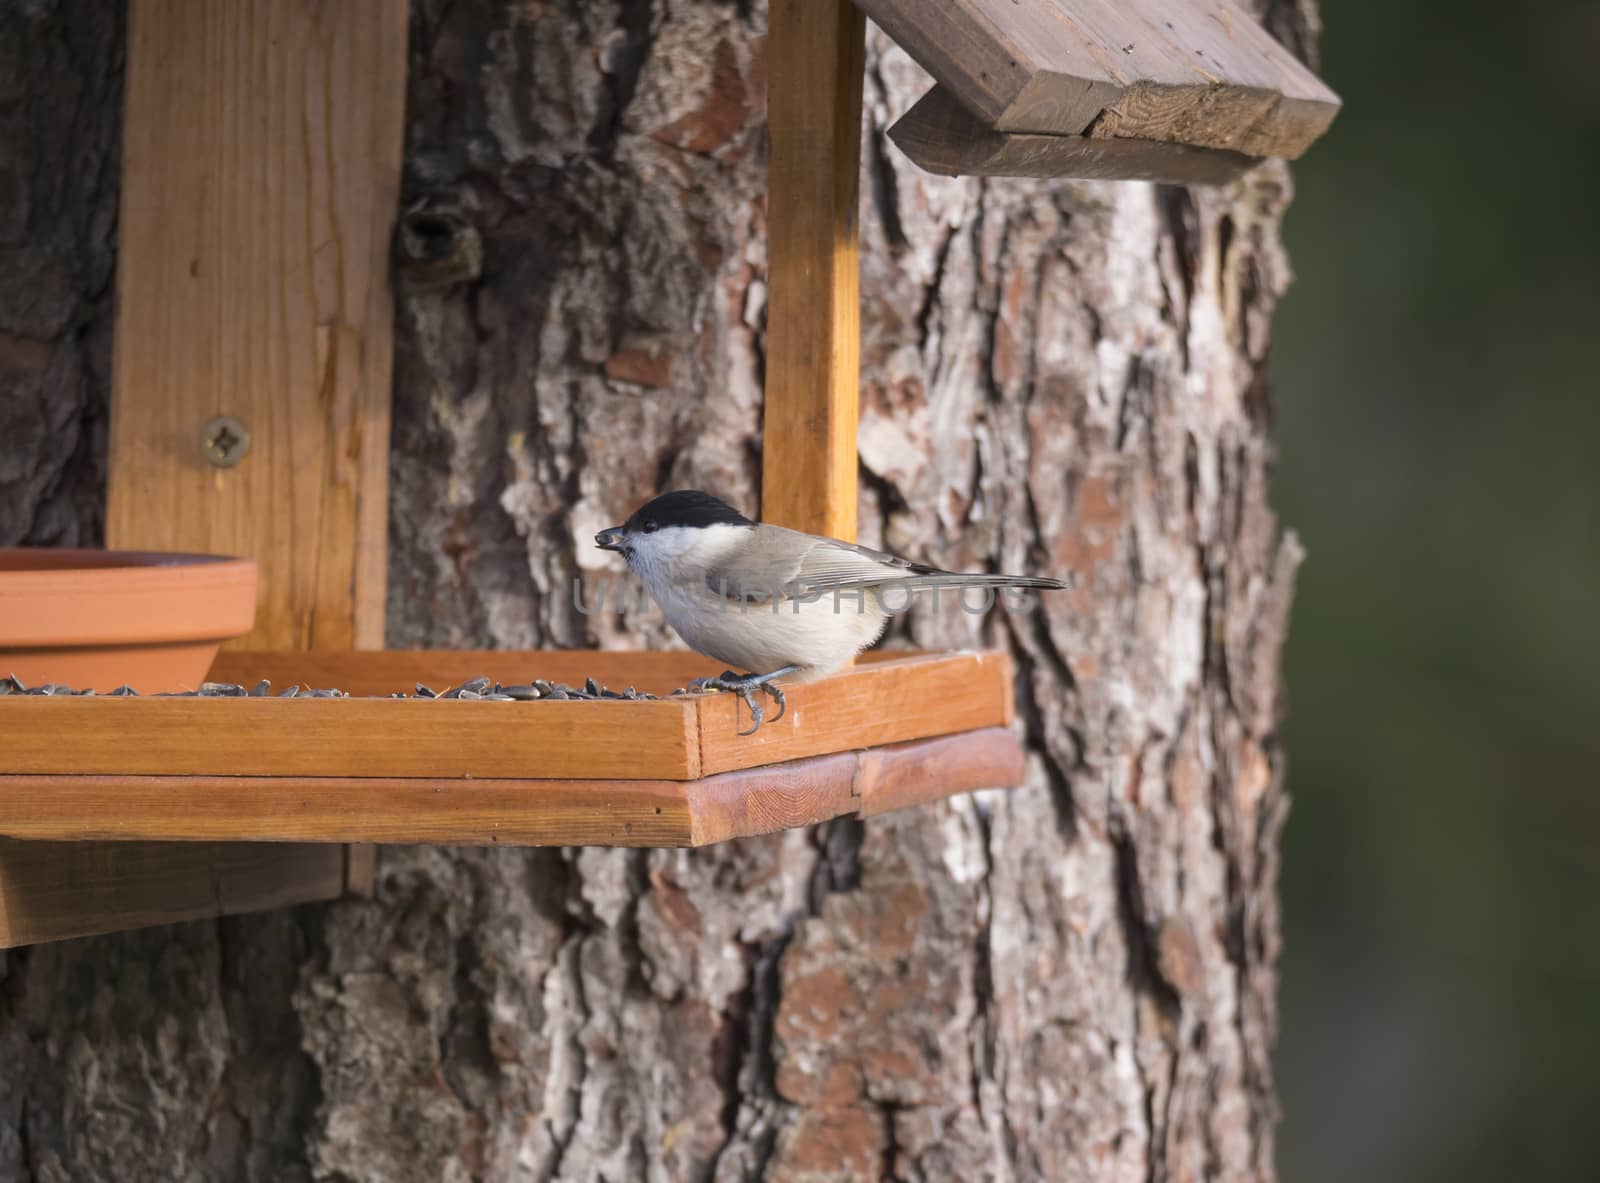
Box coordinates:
[680,670,790,735]
[735,684,764,736]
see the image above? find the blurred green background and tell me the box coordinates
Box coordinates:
[1269,1,1600,1179]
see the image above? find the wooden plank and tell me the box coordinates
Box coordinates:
[889,85,1258,183]
[853,727,1026,818]
[0,728,1026,849]
[762,0,865,540]
[687,728,1024,844]
[695,649,1014,775]
[106,0,407,650]
[0,650,1009,782]
[1070,0,1336,156]
[0,838,345,948]
[686,752,860,847]
[0,696,703,781]
[0,776,695,847]
[856,0,1340,159]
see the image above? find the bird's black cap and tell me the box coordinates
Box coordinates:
[623,490,754,532]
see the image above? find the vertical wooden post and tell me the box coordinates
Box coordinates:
[107,0,405,652]
[0,0,407,945]
[762,0,866,541]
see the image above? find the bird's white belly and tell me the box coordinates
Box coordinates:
[655,585,889,677]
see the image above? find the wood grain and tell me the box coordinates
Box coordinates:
[694,649,1014,775]
[857,0,1339,159]
[0,650,1008,781]
[0,838,345,948]
[0,728,1026,849]
[0,775,695,847]
[762,0,865,540]
[890,84,1259,183]
[687,728,1025,844]
[0,696,703,780]
[853,726,1026,818]
[106,0,407,650]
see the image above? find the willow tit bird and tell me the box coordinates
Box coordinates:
[595,490,1066,733]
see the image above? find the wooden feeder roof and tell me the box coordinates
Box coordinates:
[858,0,1341,182]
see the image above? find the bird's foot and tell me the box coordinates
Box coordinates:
[679,666,798,735]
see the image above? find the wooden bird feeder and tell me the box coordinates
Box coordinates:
[0,0,1337,948]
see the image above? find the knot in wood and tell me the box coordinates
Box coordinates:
[395,207,483,291]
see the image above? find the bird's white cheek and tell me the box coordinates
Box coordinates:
[638,525,746,563]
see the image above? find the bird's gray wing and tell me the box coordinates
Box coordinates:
[703,529,939,603]
[793,536,942,587]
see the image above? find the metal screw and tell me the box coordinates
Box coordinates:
[200,415,251,467]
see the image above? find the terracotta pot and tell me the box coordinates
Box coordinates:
[0,549,257,693]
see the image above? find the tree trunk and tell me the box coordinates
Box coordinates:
[0,1,1318,1180]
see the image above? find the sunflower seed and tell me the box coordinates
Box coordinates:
[6,673,662,702]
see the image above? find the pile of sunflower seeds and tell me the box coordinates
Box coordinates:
[0,673,660,701]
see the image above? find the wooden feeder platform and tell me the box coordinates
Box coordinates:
[0,650,1018,849]
[0,650,1022,946]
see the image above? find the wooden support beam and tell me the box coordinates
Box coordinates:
[0,839,346,949]
[762,0,865,540]
[0,0,409,946]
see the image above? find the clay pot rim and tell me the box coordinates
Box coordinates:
[0,546,246,571]
[0,548,258,648]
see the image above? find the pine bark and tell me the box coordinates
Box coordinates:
[0,2,1321,1180]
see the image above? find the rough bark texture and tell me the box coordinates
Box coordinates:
[0,1,1320,1179]
[0,0,119,547]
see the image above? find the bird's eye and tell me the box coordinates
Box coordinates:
[642,519,659,533]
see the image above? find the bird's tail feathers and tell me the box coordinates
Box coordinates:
[896,572,1068,591]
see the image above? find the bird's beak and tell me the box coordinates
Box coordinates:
[595,527,626,553]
